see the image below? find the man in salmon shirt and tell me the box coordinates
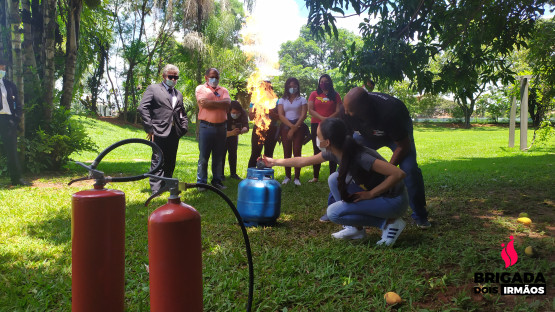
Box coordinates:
[195,68,231,190]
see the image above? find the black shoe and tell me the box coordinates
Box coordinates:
[230,174,242,180]
[211,182,227,190]
[13,179,31,186]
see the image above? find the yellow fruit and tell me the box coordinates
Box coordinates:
[525,246,534,256]
[517,217,532,226]
[518,212,529,218]
[384,291,402,305]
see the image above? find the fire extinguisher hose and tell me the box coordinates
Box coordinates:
[91,138,164,183]
[190,183,254,312]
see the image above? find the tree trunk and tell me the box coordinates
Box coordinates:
[60,0,83,110]
[0,0,8,61]
[42,0,56,121]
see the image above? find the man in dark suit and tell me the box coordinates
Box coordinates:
[0,59,28,186]
[138,64,189,193]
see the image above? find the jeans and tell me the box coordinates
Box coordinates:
[353,131,428,223]
[327,172,409,229]
[197,122,226,184]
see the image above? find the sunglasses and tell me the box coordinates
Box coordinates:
[167,75,179,80]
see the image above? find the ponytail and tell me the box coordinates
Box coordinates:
[337,135,364,202]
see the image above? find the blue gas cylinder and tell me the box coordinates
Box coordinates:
[237,168,281,227]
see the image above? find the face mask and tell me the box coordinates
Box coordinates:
[165,79,176,88]
[319,82,329,90]
[231,113,239,119]
[316,137,327,152]
[288,87,297,94]
[209,78,219,88]
[0,70,5,79]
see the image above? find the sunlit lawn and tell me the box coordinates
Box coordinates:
[0,117,553,311]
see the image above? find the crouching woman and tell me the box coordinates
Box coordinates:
[261,117,409,246]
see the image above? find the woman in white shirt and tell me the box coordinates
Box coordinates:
[277,77,308,186]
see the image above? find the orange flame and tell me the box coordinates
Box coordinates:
[241,14,279,145]
[247,71,277,144]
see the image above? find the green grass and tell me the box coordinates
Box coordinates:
[1,117,554,311]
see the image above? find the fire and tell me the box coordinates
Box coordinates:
[247,71,277,144]
[241,14,279,144]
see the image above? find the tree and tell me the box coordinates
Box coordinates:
[275,26,361,97]
[305,0,549,128]
[526,17,555,128]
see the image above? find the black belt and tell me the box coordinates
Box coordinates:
[200,120,226,127]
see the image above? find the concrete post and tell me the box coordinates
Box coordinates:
[509,96,517,148]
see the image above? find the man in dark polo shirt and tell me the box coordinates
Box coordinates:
[342,87,430,228]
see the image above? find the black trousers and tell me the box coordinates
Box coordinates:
[0,115,23,184]
[248,125,278,168]
[222,135,238,176]
[150,127,179,193]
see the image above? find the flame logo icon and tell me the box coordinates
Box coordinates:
[501,235,518,268]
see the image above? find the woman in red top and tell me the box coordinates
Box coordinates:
[307,74,342,182]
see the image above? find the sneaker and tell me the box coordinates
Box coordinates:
[282,177,291,185]
[319,214,330,222]
[377,219,406,246]
[230,174,242,180]
[211,182,227,190]
[294,179,301,186]
[308,178,318,183]
[416,219,432,229]
[331,226,366,240]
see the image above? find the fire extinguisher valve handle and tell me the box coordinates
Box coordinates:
[144,174,181,206]
[68,161,107,186]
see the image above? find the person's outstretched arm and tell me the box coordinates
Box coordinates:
[261,153,325,168]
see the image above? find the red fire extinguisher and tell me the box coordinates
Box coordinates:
[145,177,203,311]
[145,176,255,312]
[69,139,163,312]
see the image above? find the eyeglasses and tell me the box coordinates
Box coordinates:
[167,75,179,80]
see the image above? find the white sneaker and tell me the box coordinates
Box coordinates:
[378,218,406,246]
[282,177,291,185]
[294,179,301,186]
[376,224,390,246]
[331,226,366,240]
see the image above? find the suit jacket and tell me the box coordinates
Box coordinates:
[138,82,189,138]
[0,78,22,122]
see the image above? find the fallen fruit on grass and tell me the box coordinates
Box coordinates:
[518,212,529,218]
[525,246,534,256]
[517,217,532,226]
[384,292,402,305]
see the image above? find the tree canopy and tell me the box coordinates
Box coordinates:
[304,0,552,127]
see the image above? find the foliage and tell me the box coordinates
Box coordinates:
[275,27,362,98]
[20,109,98,173]
[305,0,549,128]
[387,80,444,118]
[532,120,555,147]
[1,117,554,311]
